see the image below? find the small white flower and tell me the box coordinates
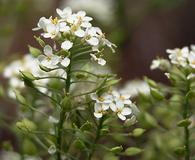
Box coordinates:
[59,22,70,32]
[110,102,132,121]
[56,7,72,19]
[61,40,73,50]
[60,57,70,67]
[48,145,56,154]
[42,23,60,39]
[90,54,106,66]
[91,93,113,104]
[166,47,189,67]
[150,59,161,70]
[48,116,59,124]
[188,51,195,68]
[32,17,50,31]
[38,45,61,69]
[112,91,132,105]
[94,103,109,118]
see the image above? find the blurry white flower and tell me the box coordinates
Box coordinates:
[48,145,56,154]
[110,102,132,121]
[166,47,189,67]
[32,17,51,31]
[91,93,112,104]
[48,116,59,124]
[90,54,106,66]
[56,7,72,19]
[188,51,195,68]
[38,45,61,69]
[63,0,114,25]
[61,40,73,51]
[119,80,150,97]
[150,58,171,70]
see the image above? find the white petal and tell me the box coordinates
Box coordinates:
[123,99,132,105]
[48,116,59,124]
[75,29,85,37]
[110,103,117,112]
[90,93,98,101]
[38,55,46,63]
[117,113,126,121]
[83,16,93,21]
[98,58,106,66]
[61,40,73,50]
[44,45,53,56]
[102,104,109,111]
[81,22,92,28]
[86,37,99,46]
[121,107,132,116]
[94,112,102,118]
[77,11,86,17]
[61,57,70,67]
[50,55,60,65]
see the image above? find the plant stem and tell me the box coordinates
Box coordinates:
[183,80,190,160]
[56,56,72,160]
[87,117,104,160]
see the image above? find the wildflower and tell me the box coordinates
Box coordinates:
[110,102,132,121]
[61,40,73,51]
[94,103,109,118]
[188,51,195,68]
[38,45,61,69]
[112,91,132,105]
[48,145,56,154]
[90,54,106,66]
[56,7,72,19]
[166,47,189,67]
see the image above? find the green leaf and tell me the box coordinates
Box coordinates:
[28,45,42,57]
[110,146,123,154]
[125,147,143,156]
[23,139,37,155]
[144,77,158,88]
[177,119,191,127]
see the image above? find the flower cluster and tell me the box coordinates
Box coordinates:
[166,45,195,68]
[3,54,67,98]
[91,90,135,121]
[33,7,116,66]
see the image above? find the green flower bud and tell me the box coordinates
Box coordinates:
[110,146,123,154]
[177,119,191,127]
[132,128,145,137]
[16,119,37,132]
[124,147,143,156]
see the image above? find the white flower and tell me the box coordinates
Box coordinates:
[60,57,70,67]
[42,23,60,39]
[61,40,73,51]
[59,22,70,32]
[32,17,50,31]
[48,116,59,124]
[91,93,113,104]
[94,103,109,118]
[85,27,99,46]
[48,145,56,154]
[110,102,132,121]
[150,59,161,70]
[166,47,189,67]
[119,80,150,97]
[90,54,106,66]
[112,91,132,105]
[188,51,195,68]
[38,45,61,69]
[56,7,72,19]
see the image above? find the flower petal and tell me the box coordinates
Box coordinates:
[121,107,132,116]
[44,45,53,56]
[61,57,70,67]
[61,40,73,50]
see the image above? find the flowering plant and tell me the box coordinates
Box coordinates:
[2,7,140,160]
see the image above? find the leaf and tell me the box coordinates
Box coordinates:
[124,147,143,156]
[174,146,185,155]
[80,121,93,131]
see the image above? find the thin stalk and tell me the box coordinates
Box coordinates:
[87,117,104,160]
[56,55,72,160]
[183,80,190,160]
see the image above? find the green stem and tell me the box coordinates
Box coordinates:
[87,117,104,160]
[56,56,72,160]
[183,80,190,160]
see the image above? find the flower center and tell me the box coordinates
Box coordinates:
[51,17,58,25]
